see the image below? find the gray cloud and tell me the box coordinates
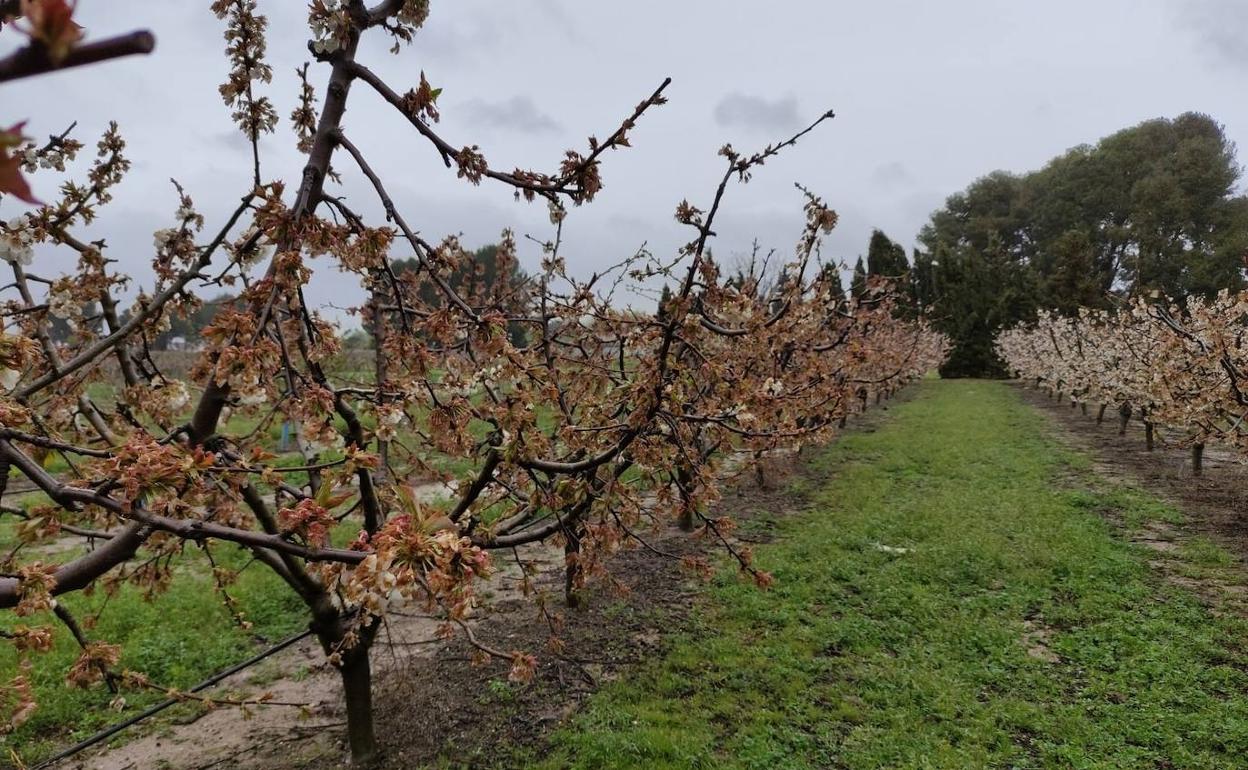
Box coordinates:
[712,93,802,133]
[458,96,560,134]
[1176,0,1248,69]
[871,162,914,191]
[8,0,1248,324]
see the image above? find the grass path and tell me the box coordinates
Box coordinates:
[526,380,1248,769]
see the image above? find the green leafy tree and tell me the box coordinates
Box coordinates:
[918,112,1248,376]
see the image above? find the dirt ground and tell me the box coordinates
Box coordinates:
[51,445,816,770]
[1015,384,1248,566]
[48,384,1248,769]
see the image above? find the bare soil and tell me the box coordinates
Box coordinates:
[51,432,832,770]
[325,454,815,770]
[1016,384,1248,619]
[1016,385,1248,562]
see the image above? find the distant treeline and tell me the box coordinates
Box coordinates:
[909,112,1248,377]
[75,243,526,352]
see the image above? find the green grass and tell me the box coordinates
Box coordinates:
[2,540,307,763]
[523,379,1248,770]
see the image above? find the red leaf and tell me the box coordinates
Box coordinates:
[0,124,38,204]
[18,0,83,63]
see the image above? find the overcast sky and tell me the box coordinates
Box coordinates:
[5,0,1248,325]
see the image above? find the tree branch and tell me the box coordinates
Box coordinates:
[0,30,155,84]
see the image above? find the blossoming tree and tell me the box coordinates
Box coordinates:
[1,1,947,764]
[997,290,1248,474]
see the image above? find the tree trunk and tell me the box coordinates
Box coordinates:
[838,414,847,429]
[676,465,696,532]
[1118,404,1132,436]
[875,391,881,405]
[564,526,585,608]
[371,288,389,481]
[1080,402,1088,416]
[678,505,696,532]
[313,606,380,768]
[339,649,378,767]
[1192,443,1204,477]
[1096,403,1107,425]
[1144,422,1154,452]
[753,450,767,489]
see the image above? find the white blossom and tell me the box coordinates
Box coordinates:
[153,228,177,249]
[1,216,34,266]
[762,377,785,397]
[238,387,268,406]
[163,379,191,411]
[48,290,77,320]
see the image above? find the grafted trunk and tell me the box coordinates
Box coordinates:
[314,614,379,768]
[1192,443,1204,477]
[1096,404,1107,425]
[339,649,377,767]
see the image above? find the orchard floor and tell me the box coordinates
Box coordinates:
[47,380,1248,769]
[498,379,1248,770]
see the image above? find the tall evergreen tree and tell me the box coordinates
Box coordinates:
[850,256,869,299]
[866,229,909,277]
[656,283,674,320]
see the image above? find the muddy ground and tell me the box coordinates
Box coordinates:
[1016,384,1248,566]
[54,443,819,770]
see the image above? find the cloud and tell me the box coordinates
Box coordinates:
[712,93,802,133]
[458,96,561,134]
[1176,0,1248,69]
[871,162,914,190]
